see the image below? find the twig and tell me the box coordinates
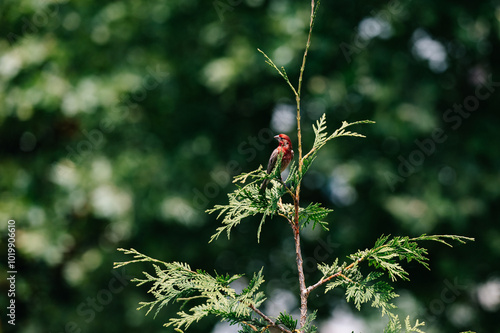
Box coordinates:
[241,321,259,331]
[338,273,354,283]
[296,0,315,168]
[249,304,292,333]
[257,48,298,96]
[293,219,308,328]
[294,0,316,328]
[306,258,363,295]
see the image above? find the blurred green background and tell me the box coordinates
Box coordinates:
[1,0,499,332]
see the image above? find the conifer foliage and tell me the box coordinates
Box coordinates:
[115,1,473,332]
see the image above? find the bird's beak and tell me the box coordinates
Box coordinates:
[274,135,281,141]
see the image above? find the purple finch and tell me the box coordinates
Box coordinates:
[260,134,294,193]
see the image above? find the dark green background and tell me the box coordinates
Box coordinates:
[1,0,499,332]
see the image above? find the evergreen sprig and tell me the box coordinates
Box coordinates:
[384,315,426,333]
[277,311,298,331]
[314,234,474,331]
[354,234,474,281]
[299,202,332,231]
[302,114,375,177]
[207,181,270,243]
[114,248,266,331]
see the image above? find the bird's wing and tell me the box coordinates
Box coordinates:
[267,147,280,173]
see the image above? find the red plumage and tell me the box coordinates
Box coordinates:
[260,134,294,193]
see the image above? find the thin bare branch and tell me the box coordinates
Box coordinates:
[249,304,292,333]
[257,48,298,96]
[294,0,317,328]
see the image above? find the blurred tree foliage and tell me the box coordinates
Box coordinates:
[0,0,499,332]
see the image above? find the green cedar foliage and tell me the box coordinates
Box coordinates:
[318,234,473,330]
[115,115,473,332]
[114,248,267,332]
[114,1,474,332]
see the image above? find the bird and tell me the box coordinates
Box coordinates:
[260,134,294,193]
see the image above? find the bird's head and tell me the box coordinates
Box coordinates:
[274,134,292,148]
